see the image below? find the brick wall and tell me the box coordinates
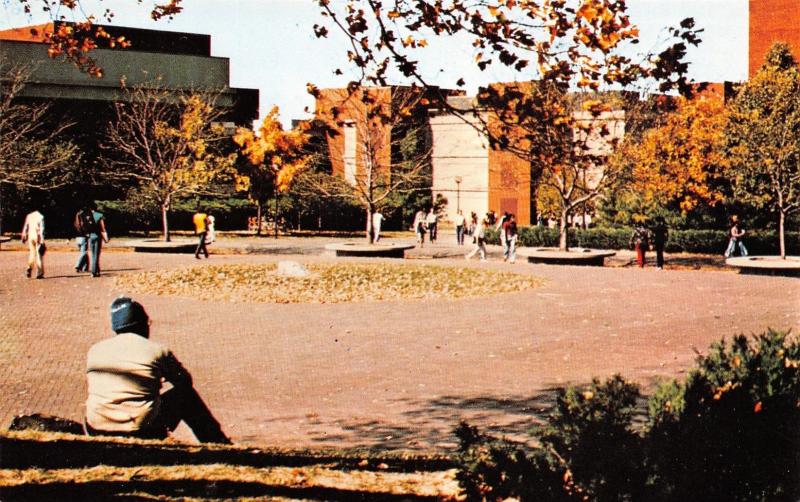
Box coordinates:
[749,0,800,76]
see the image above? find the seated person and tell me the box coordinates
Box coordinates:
[85,297,231,444]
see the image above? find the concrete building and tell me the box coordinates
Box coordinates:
[429,94,626,227]
[0,22,258,155]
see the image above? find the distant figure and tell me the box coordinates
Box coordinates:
[193,209,210,259]
[629,222,652,268]
[724,217,748,258]
[88,202,109,277]
[426,208,438,242]
[206,213,216,244]
[413,209,427,247]
[21,209,45,279]
[652,217,669,269]
[372,210,384,243]
[454,210,466,245]
[465,216,487,261]
[85,297,231,444]
[503,213,518,263]
[73,204,94,273]
[496,211,509,259]
[468,212,477,238]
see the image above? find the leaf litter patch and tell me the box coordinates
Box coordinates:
[115,263,543,304]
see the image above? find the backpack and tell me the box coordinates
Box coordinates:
[75,210,98,235]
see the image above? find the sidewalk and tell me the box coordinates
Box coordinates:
[2,237,794,451]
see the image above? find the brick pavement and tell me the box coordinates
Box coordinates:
[1,241,798,452]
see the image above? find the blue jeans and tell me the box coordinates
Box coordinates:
[89,233,102,276]
[456,225,464,245]
[724,238,748,258]
[75,236,89,271]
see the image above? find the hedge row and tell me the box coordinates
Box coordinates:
[485,226,800,255]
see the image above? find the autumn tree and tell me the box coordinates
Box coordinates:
[314,0,703,251]
[0,59,79,233]
[614,95,727,219]
[725,43,800,259]
[101,84,237,241]
[303,87,433,243]
[232,106,310,236]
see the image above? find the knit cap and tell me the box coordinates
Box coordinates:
[110,297,148,333]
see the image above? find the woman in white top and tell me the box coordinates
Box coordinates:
[465,217,487,261]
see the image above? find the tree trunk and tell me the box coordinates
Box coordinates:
[779,210,786,259]
[365,204,374,244]
[161,202,171,242]
[559,207,569,252]
[256,200,262,236]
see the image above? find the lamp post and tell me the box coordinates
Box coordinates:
[454,176,462,213]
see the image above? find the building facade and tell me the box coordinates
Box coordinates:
[0,22,258,152]
[749,0,800,76]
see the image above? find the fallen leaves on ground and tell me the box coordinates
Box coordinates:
[115,263,543,304]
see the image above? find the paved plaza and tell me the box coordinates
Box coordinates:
[1,238,798,452]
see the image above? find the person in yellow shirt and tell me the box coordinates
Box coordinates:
[193,209,209,259]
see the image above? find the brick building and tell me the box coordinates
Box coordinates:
[749,0,800,76]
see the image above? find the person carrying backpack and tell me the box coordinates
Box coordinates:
[74,204,96,273]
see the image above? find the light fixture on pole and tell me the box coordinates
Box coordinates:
[454,176,462,213]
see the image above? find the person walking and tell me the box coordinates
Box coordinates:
[454,210,466,245]
[496,211,509,259]
[468,212,477,239]
[652,216,669,269]
[372,210,384,243]
[85,297,231,444]
[426,208,438,243]
[629,221,652,268]
[193,209,210,259]
[206,213,216,244]
[73,204,93,273]
[88,203,109,277]
[21,209,45,279]
[724,217,748,258]
[465,216,487,261]
[413,209,427,247]
[503,213,518,263]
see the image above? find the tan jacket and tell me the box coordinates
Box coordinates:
[86,333,190,432]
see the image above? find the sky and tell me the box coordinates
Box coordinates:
[0,0,748,126]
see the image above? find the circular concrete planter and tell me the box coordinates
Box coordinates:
[516,247,616,266]
[324,242,415,258]
[131,239,197,254]
[726,256,800,277]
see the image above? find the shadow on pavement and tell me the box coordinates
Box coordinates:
[308,389,563,452]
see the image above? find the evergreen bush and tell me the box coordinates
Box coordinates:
[456,329,800,501]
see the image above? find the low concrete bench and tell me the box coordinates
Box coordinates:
[726,256,800,277]
[325,242,415,258]
[516,247,616,266]
[130,240,197,254]
[0,236,11,249]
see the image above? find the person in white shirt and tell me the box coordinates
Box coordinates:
[372,210,384,243]
[426,208,438,242]
[21,210,45,279]
[454,210,466,245]
[465,217,487,261]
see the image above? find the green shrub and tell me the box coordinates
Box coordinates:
[485,226,800,255]
[648,329,800,501]
[455,330,800,501]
